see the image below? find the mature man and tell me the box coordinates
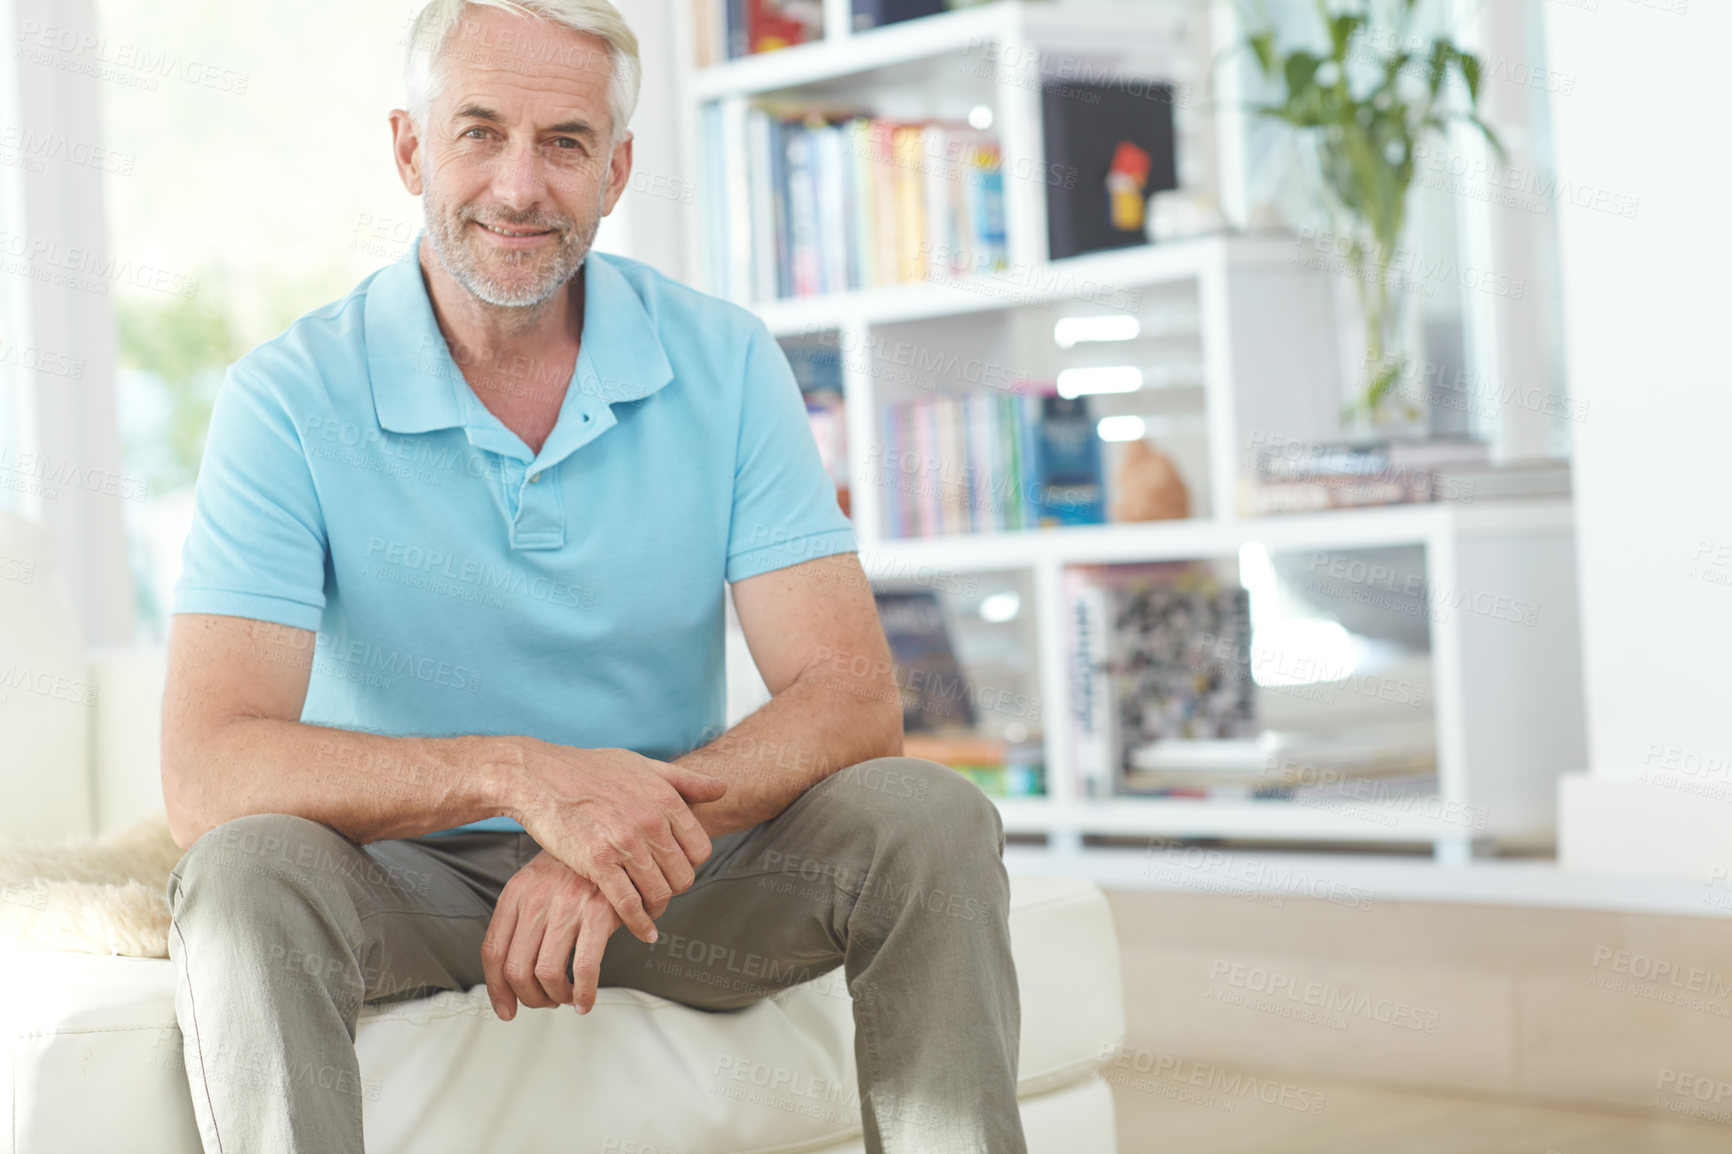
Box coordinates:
[160,0,1023,1150]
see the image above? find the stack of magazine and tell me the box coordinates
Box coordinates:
[1066,562,1256,798]
[1239,437,1570,516]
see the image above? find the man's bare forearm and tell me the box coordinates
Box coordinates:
[163,719,523,850]
[674,665,903,837]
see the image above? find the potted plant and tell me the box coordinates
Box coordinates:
[1237,0,1503,427]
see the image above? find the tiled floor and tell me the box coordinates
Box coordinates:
[1111,1070,1732,1153]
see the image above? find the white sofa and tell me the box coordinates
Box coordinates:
[0,523,1125,1153]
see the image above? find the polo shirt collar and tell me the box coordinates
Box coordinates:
[365,232,674,449]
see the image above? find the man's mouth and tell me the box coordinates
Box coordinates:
[475,221,554,239]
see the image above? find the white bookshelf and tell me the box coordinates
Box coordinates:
[682,0,1587,868]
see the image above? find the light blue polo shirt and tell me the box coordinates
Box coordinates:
[173,235,856,834]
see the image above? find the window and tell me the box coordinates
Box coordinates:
[93,0,424,637]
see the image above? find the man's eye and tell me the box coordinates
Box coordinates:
[553,138,581,151]
[464,127,490,140]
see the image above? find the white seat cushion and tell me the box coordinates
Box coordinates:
[0,874,1122,1154]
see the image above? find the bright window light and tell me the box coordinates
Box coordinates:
[980,591,1021,623]
[1054,315,1141,349]
[1250,619,1365,687]
[1238,541,1277,629]
[1096,415,1147,442]
[1057,366,1143,398]
[968,105,994,130]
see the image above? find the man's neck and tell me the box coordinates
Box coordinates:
[417,236,585,457]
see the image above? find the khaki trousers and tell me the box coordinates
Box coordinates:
[166,756,1025,1153]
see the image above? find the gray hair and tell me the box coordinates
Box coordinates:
[404,0,641,145]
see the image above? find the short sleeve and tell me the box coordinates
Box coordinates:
[724,321,856,583]
[172,365,329,630]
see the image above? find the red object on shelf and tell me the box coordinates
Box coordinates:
[748,0,822,52]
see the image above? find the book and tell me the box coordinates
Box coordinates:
[852,0,946,33]
[1256,437,1488,482]
[873,589,975,733]
[891,124,928,283]
[726,0,750,59]
[721,111,1010,300]
[1066,562,1257,795]
[1241,439,1564,513]
[848,118,879,288]
[1430,459,1571,502]
[869,119,899,289]
[783,122,822,297]
[744,107,782,301]
[1042,80,1179,261]
[1034,395,1105,526]
[1121,719,1437,792]
[1066,573,1117,798]
[693,0,720,68]
[1239,477,1422,517]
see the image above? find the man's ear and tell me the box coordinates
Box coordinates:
[601,133,633,217]
[389,109,426,196]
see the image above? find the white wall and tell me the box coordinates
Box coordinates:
[1545,0,1732,875]
[593,0,701,284]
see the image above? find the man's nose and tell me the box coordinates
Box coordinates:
[489,138,546,210]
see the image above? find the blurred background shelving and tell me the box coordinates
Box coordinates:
[696,0,1585,868]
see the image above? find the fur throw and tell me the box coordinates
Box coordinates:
[0,813,184,958]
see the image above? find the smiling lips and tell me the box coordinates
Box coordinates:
[476,221,554,240]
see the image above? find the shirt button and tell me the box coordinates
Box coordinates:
[529,472,541,484]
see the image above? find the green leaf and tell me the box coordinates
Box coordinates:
[1459,51,1482,103]
[1426,40,1451,98]
[1249,29,1277,76]
[1284,49,1322,99]
[1328,13,1364,60]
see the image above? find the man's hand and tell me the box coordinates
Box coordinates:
[482,850,621,1019]
[510,742,726,943]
